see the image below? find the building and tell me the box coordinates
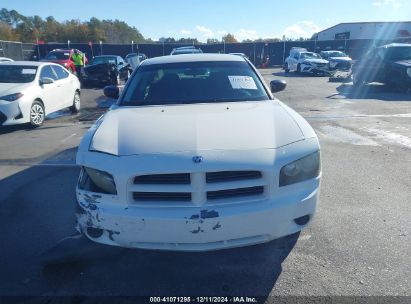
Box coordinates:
[314,22,411,41]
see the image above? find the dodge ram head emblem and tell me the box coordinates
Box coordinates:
[192,156,203,163]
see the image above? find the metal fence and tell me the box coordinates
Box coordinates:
[2,38,410,66]
[0,40,38,61]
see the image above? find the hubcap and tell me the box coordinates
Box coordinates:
[31,104,44,125]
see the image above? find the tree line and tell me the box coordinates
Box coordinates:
[0,8,145,44]
[0,8,311,44]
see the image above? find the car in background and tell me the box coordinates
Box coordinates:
[320,51,352,72]
[171,46,203,55]
[284,48,330,75]
[75,54,321,251]
[0,57,14,63]
[352,43,411,90]
[125,53,148,70]
[229,53,249,59]
[82,55,131,86]
[41,49,88,74]
[0,61,81,127]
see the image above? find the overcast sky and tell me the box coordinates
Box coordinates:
[2,0,411,41]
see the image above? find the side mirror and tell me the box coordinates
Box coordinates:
[40,77,54,85]
[270,80,287,93]
[104,85,120,99]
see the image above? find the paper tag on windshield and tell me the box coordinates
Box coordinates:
[22,69,36,74]
[228,76,257,90]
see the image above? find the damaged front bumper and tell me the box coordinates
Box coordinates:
[75,183,319,252]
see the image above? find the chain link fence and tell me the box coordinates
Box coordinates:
[2,38,410,66]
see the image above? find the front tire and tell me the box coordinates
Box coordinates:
[297,64,302,74]
[30,101,45,128]
[111,72,120,86]
[70,91,81,113]
[284,63,290,73]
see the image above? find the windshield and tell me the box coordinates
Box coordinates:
[300,52,322,59]
[90,56,117,65]
[0,65,37,83]
[45,51,70,60]
[121,61,269,106]
[386,47,411,61]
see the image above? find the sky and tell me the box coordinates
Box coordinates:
[2,0,411,42]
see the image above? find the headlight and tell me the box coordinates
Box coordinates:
[79,167,117,195]
[279,151,321,187]
[407,68,411,78]
[0,93,24,102]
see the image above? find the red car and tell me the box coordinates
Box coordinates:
[41,49,88,74]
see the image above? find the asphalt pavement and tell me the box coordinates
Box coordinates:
[0,69,410,301]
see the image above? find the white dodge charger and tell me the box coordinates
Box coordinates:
[76,54,321,251]
[0,61,80,127]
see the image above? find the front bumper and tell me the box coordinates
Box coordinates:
[76,184,319,251]
[0,100,28,126]
[301,64,332,76]
[75,139,321,252]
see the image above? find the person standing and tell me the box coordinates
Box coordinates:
[71,50,84,81]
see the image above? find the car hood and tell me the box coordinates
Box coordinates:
[304,59,328,64]
[40,59,68,64]
[0,82,32,96]
[329,56,352,62]
[89,101,305,156]
[84,63,113,73]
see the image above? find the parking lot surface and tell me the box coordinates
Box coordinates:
[0,69,410,298]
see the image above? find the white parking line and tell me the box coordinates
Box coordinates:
[363,128,411,149]
[61,133,77,143]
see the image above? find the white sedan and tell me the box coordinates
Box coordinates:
[76,54,321,251]
[0,61,81,127]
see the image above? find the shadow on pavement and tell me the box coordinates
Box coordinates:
[328,83,411,101]
[0,148,300,298]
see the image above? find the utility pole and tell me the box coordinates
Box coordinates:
[99,41,103,55]
[131,40,134,53]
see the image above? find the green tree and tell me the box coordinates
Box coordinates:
[222,33,237,43]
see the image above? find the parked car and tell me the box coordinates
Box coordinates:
[0,62,81,127]
[125,53,147,70]
[41,49,88,74]
[320,51,352,72]
[352,43,411,90]
[75,54,321,251]
[0,57,14,63]
[171,46,203,55]
[284,48,330,75]
[82,55,131,86]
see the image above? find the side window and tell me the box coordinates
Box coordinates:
[294,53,299,60]
[40,65,58,80]
[52,65,69,79]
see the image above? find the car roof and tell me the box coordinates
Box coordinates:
[0,61,52,67]
[142,54,244,66]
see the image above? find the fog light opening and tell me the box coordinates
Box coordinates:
[294,215,311,226]
[87,227,104,239]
